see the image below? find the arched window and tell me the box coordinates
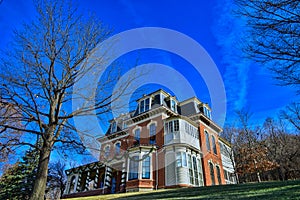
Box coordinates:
[69,176,76,194]
[104,145,110,157]
[209,162,215,185]
[134,129,140,144]
[216,165,222,185]
[205,131,211,152]
[212,135,217,154]
[149,124,156,144]
[115,142,121,155]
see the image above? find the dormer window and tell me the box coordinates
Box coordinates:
[111,121,117,133]
[170,99,177,112]
[203,106,212,119]
[139,98,150,113]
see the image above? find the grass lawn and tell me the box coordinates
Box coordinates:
[65,180,300,200]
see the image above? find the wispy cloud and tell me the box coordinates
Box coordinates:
[212,0,250,112]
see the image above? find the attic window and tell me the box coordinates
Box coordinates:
[139,98,150,113]
[111,121,117,133]
[170,99,177,112]
[203,106,211,119]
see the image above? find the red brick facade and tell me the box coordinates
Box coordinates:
[63,89,232,198]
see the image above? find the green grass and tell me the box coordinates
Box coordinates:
[65,180,300,200]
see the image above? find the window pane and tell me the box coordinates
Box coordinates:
[135,129,140,144]
[188,155,194,184]
[212,136,217,154]
[115,143,121,155]
[176,152,182,167]
[140,100,144,113]
[171,100,176,112]
[193,157,199,185]
[111,122,116,133]
[182,152,187,167]
[216,166,221,185]
[105,146,110,157]
[165,123,169,133]
[169,121,173,132]
[205,131,211,151]
[129,156,139,180]
[209,163,215,185]
[145,98,150,111]
[174,120,179,131]
[150,124,156,136]
[142,156,150,179]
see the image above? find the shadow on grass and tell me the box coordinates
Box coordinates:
[113,180,300,200]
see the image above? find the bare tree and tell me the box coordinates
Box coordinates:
[281,102,300,131]
[228,110,277,183]
[235,0,300,89]
[0,0,135,199]
[263,117,300,180]
[46,161,67,199]
[221,126,240,183]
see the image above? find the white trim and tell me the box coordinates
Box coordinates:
[146,120,158,129]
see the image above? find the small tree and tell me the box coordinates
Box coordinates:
[0,148,39,200]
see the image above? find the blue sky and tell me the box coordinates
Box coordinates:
[0,0,298,127]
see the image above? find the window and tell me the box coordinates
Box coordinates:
[111,121,117,133]
[149,124,156,136]
[216,165,222,185]
[128,156,139,180]
[149,123,156,144]
[184,122,198,139]
[176,152,187,167]
[174,120,179,131]
[139,98,150,113]
[176,152,182,167]
[142,156,150,179]
[182,152,187,167]
[170,99,177,112]
[134,129,140,144]
[209,162,215,185]
[212,135,217,154]
[188,154,194,184]
[205,131,211,152]
[165,120,179,134]
[104,145,110,157]
[203,106,211,119]
[115,142,121,155]
[123,121,127,129]
[192,156,199,185]
[197,159,204,186]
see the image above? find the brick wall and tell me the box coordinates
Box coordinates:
[199,123,226,186]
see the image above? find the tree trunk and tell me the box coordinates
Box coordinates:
[30,144,51,200]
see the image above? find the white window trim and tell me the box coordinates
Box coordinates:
[146,120,158,129]
[104,144,110,157]
[114,141,121,154]
[111,121,117,133]
[126,151,153,181]
[139,97,151,114]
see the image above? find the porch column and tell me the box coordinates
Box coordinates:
[76,173,82,192]
[85,171,91,191]
[120,162,126,186]
[105,166,112,188]
[94,168,100,189]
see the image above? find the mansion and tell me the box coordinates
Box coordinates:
[63,89,236,198]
